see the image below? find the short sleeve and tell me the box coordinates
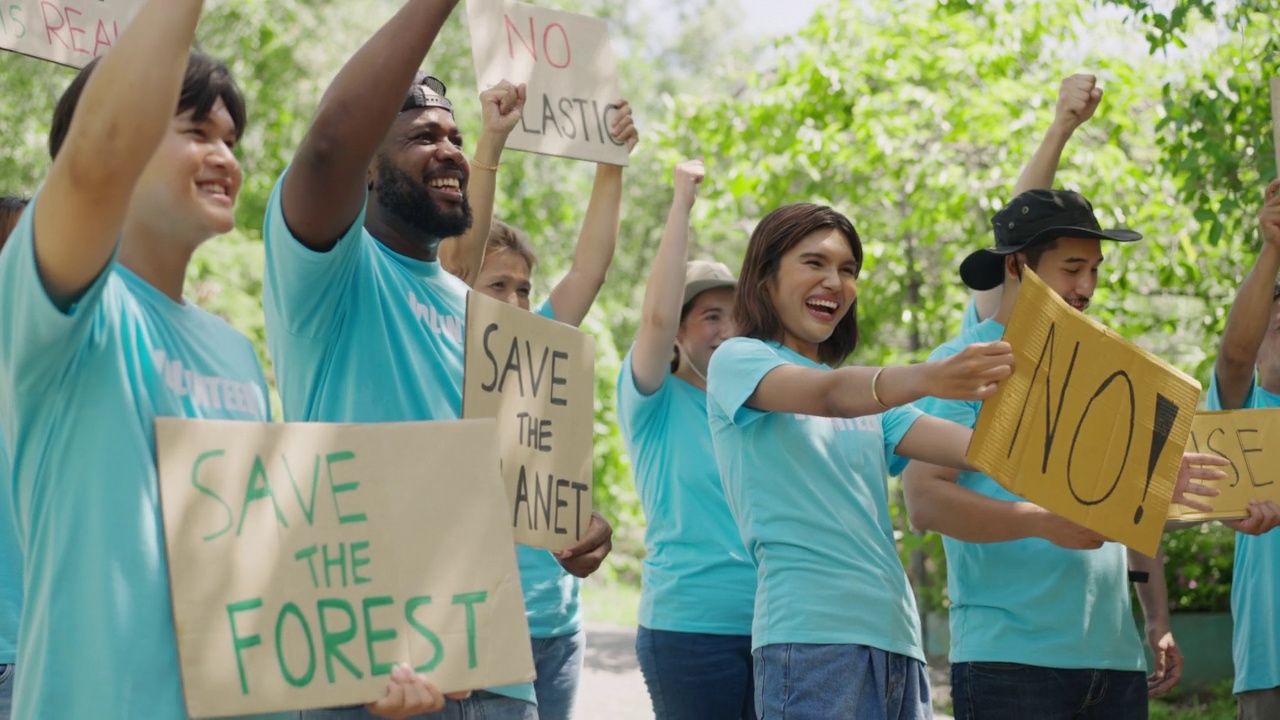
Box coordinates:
[262,168,368,340]
[881,403,925,476]
[707,338,789,427]
[0,192,116,388]
[535,297,556,320]
[617,347,672,436]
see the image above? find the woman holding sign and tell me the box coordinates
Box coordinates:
[704,202,1018,719]
[447,102,638,720]
[616,159,757,720]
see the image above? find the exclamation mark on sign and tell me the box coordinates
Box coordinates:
[1135,394,1180,524]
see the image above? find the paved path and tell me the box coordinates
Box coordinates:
[576,623,955,719]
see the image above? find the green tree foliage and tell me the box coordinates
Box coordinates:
[1,0,1261,594]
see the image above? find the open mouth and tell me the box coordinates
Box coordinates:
[426,175,464,202]
[805,296,839,322]
[196,180,233,205]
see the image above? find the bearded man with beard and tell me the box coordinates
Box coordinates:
[262,3,612,719]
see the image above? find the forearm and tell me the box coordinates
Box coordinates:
[1129,547,1171,629]
[903,467,1042,542]
[286,0,458,236]
[1219,245,1280,370]
[550,164,623,325]
[895,416,974,471]
[448,130,507,286]
[631,199,693,390]
[826,364,930,417]
[1013,123,1074,194]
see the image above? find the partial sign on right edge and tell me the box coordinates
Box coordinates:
[966,268,1201,557]
[1168,409,1280,521]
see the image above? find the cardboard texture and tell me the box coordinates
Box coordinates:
[466,0,629,166]
[462,291,596,551]
[155,418,534,718]
[1168,408,1280,521]
[0,0,143,67]
[966,268,1201,556]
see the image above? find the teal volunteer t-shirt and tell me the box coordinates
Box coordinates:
[263,174,533,704]
[0,430,17,665]
[1206,371,1280,693]
[707,337,926,659]
[0,198,287,719]
[617,349,754,635]
[914,318,1146,670]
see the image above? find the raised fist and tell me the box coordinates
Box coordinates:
[479,80,527,137]
[1054,73,1103,131]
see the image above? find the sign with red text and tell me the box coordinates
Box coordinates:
[155,418,534,718]
[463,291,595,552]
[1168,409,1280,521]
[0,0,142,67]
[466,0,629,165]
[966,268,1202,557]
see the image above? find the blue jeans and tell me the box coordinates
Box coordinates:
[951,662,1147,720]
[0,664,12,720]
[753,644,931,720]
[299,690,536,720]
[530,631,584,719]
[635,627,753,720]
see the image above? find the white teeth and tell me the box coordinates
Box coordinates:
[807,299,838,311]
[429,178,460,189]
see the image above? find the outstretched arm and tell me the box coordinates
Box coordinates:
[440,81,526,285]
[746,343,1014,419]
[974,74,1103,320]
[547,100,639,327]
[280,0,460,250]
[1214,180,1280,410]
[902,458,1105,549]
[35,0,204,306]
[631,159,704,395]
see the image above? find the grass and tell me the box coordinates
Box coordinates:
[581,578,641,627]
[1149,682,1237,720]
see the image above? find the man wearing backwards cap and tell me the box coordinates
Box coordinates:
[262,1,610,718]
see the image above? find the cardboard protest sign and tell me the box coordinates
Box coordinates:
[155,418,534,718]
[966,268,1201,557]
[466,0,629,166]
[0,0,142,67]
[1167,409,1280,521]
[462,291,595,552]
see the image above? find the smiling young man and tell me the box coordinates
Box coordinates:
[0,1,288,717]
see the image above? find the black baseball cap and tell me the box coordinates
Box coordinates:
[401,72,453,115]
[960,189,1142,291]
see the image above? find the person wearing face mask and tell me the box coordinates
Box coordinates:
[616,160,757,720]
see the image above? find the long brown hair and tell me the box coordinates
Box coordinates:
[733,203,863,366]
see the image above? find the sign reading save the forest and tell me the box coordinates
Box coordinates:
[0,0,143,67]
[155,418,534,718]
[463,291,595,552]
[466,0,629,166]
[1168,409,1280,521]
[966,268,1201,557]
